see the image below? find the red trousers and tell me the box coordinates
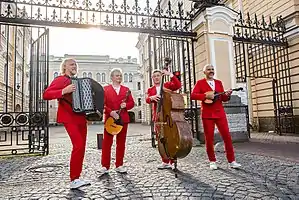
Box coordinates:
[154,123,174,164]
[202,117,235,163]
[64,123,87,181]
[101,123,128,169]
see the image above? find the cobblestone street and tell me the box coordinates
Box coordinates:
[0,124,298,200]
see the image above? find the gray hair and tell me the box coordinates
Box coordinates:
[59,58,78,75]
[110,68,123,78]
[203,64,214,71]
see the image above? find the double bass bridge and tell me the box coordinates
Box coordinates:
[155,122,167,125]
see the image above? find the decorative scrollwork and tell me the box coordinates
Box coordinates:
[0,0,196,37]
[16,113,29,126]
[184,109,195,122]
[31,113,45,126]
[0,113,14,126]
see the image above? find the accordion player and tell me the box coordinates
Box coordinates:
[71,77,104,121]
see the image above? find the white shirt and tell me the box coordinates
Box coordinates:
[207,80,215,91]
[112,85,120,95]
[156,86,161,95]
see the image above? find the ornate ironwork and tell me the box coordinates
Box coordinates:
[0,23,49,156]
[0,0,197,37]
[234,12,287,45]
[233,12,294,135]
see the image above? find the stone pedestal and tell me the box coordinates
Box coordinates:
[197,96,249,144]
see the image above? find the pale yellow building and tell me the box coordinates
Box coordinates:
[0,24,31,114]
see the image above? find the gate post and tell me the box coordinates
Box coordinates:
[192,6,249,143]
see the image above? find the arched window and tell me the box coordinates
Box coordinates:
[53,72,58,79]
[88,72,92,78]
[124,73,128,82]
[102,73,106,83]
[129,73,133,82]
[83,72,87,77]
[96,73,101,82]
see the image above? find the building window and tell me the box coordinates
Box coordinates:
[16,72,20,89]
[138,110,142,119]
[129,73,133,82]
[83,72,87,77]
[102,73,106,83]
[124,73,128,82]
[138,98,141,106]
[137,82,141,90]
[4,64,7,84]
[96,73,101,82]
[88,72,92,78]
[54,72,58,79]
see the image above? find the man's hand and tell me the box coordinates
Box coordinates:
[205,92,215,100]
[225,89,233,96]
[62,84,75,95]
[150,95,161,102]
[120,102,126,109]
[162,69,174,77]
[110,111,119,119]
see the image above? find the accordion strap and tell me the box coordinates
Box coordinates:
[58,75,73,106]
[59,97,72,107]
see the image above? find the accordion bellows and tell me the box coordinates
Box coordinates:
[71,77,104,121]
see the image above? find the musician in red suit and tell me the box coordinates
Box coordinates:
[97,68,135,176]
[43,58,90,189]
[146,69,181,169]
[191,64,241,170]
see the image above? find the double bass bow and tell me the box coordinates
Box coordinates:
[155,57,193,178]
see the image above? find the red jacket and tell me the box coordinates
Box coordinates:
[191,78,230,119]
[104,85,135,123]
[146,76,181,121]
[43,75,86,124]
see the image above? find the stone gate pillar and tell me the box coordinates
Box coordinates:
[192,6,249,143]
[193,6,237,88]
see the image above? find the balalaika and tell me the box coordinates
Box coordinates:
[71,77,104,121]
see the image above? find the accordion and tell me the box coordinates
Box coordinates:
[71,77,104,121]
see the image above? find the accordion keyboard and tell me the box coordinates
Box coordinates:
[72,78,94,113]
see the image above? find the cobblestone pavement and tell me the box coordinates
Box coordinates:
[0,124,298,200]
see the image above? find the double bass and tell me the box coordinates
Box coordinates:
[155,58,193,178]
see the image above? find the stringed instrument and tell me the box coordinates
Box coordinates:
[203,87,243,104]
[104,90,131,135]
[155,58,193,178]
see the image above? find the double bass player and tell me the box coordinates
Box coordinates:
[146,64,181,169]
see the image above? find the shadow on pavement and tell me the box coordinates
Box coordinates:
[234,140,299,163]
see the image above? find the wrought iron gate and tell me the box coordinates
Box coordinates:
[147,35,199,147]
[233,13,295,135]
[0,23,49,156]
